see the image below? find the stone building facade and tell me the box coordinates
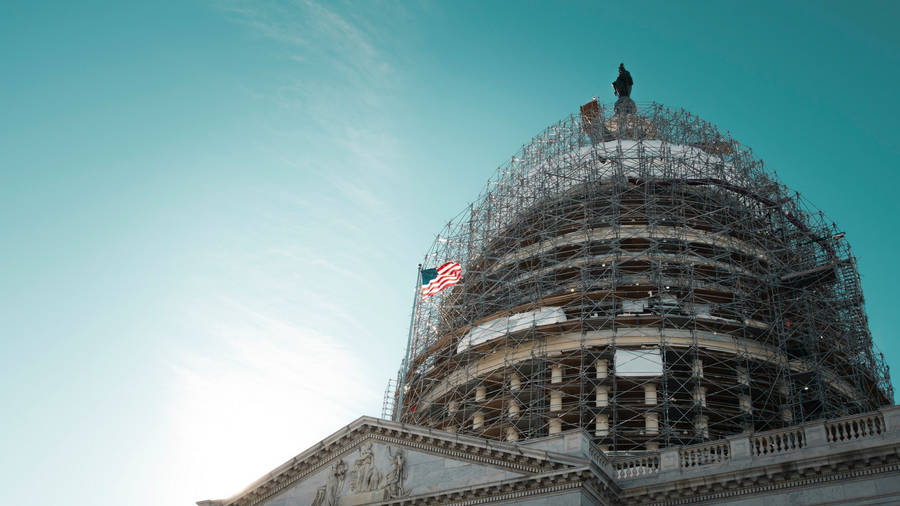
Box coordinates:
[198,405,900,505]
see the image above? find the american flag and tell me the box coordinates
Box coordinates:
[421,262,462,298]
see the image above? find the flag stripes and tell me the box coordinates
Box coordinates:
[421,262,462,298]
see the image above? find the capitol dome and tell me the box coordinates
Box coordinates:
[393,100,893,452]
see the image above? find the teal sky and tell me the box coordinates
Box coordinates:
[2,1,899,504]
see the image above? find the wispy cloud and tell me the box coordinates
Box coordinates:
[218,0,409,224]
[218,0,392,91]
[168,298,378,502]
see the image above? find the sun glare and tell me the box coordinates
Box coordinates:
[168,305,376,503]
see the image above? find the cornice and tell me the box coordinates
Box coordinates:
[376,467,598,506]
[622,442,900,505]
[651,463,900,506]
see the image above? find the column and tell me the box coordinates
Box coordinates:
[692,358,704,378]
[695,415,709,438]
[509,372,521,392]
[694,386,707,407]
[550,390,562,411]
[596,385,609,407]
[736,367,749,386]
[781,407,793,423]
[645,412,659,435]
[596,359,608,379]
[551,364,563,384]
[644,383,657,405]
[595,414,609,437]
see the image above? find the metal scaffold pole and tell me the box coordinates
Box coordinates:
[395,264,422,420]
[389,100,892,451]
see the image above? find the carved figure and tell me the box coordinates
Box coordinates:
[349,441,382,493]
[612,63,633,98]
[383,447,408,499]
[311,459,346,506]
[313,443,409,504]
[311,488,325,506]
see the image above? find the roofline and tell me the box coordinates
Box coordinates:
[199,416,587,506]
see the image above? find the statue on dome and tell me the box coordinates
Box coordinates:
[612,63,633,98]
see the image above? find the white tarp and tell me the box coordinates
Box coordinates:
[527,140,742,186]
[615,348,663,377]
[687,303,711,317]
[457,307,567,354]
[622,299,648,313]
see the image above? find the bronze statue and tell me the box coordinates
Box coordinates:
[612,63,633,98]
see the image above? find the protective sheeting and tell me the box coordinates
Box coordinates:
[457,307,567,354]
[615,348,663,377]
[622,299,649,313]
[526,140,743,189]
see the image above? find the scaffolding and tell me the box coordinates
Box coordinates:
[391,100,893,452]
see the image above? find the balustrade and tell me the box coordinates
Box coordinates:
[606,407,899,481]
[613,453,660,479]
[752,428,805,456]
[679,441,729,468]
[825,413,885,443]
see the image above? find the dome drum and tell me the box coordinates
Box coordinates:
[395,102,892,452]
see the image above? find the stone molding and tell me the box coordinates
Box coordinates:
[633,462,900,505]
[375,468,596,506]
[621,442,900,504]
[201,407,900,506]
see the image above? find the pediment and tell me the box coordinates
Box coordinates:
[265,439,533,506]
[203,417,587,506]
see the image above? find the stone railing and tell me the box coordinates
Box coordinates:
[679,441,729,468]
[587,439,612,470]
[751,427,805,456]
[613,452,660,479]
[612,405,900,481]
[824,411,885,443]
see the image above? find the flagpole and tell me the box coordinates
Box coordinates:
[396,263,422,421]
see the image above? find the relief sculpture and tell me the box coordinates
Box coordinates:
[310,442,408,506]
[349,441,382,493]
[311,459,346,506]
[383,447,407,499]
